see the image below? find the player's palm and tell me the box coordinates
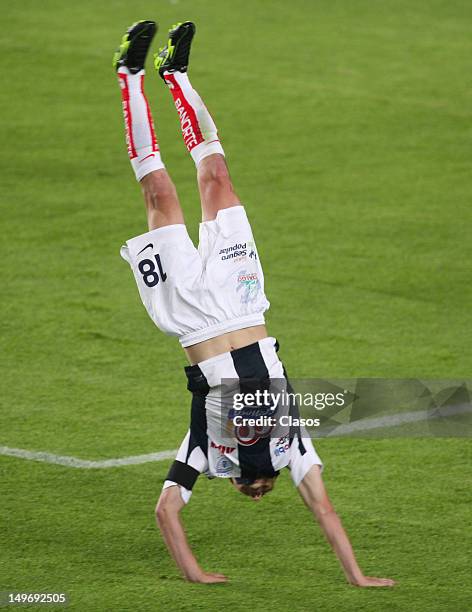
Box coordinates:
[195,572,228,584]
[353,576,396,587]
[187,571,228,584]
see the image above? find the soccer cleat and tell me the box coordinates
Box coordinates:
[113,20,157,74]
[154,21,196,79]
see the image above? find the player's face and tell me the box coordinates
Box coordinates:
[231,477,276,501]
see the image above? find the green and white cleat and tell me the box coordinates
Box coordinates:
[154,21,196,79]
[113,20,157,74]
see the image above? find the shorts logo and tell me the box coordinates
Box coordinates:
[219,242,247,261]
[248,240,258,261]
[137,243,153,255]
[215,455,233,475]
[237,270,260,304]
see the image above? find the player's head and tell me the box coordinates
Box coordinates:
[230,475,277,501]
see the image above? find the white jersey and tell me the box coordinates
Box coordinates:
[161,337,323,504]
[120,206,270,347]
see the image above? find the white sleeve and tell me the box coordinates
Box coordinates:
[288,433,323,487]
[161,431,210,505]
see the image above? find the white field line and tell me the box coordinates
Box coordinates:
[0,403,470,469]
[0,447,178,469]
[321,402,471,437]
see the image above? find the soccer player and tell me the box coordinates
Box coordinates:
[113,20,396,587]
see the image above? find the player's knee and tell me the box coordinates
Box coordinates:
[141,170,176,203]
[198,155,232,191]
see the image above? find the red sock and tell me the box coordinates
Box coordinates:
[163,71,225,166]
[117,67,165,181]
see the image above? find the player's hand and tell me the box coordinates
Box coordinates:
[349,575,396,588]
[186,570,228,584]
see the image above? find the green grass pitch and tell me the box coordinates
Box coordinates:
[1,0,471,610]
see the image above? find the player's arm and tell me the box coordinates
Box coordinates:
[155,485,228,584]
[297,465,395,588]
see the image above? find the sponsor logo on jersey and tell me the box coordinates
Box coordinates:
[274,434,290,457]
[228,404,275,421]
[233,421,274,446]
[210,440,235,454]
[227,408,275,446]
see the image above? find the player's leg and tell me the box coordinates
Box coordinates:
[155,22,240,221]
[139,169,182,230]
[114,21,184,230]
[196,154,238,222]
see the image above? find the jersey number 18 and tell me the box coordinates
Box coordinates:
[138,254,167,288]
